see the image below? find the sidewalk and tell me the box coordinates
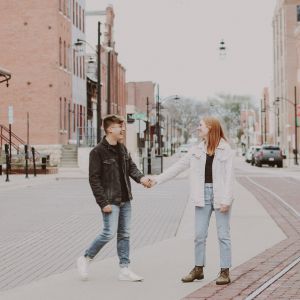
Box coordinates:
[0,164,286,300]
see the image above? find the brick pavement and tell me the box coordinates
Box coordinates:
[0,177,188,291]
[182,175,300,300]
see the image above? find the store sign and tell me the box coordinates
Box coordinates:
[8,105,13,124]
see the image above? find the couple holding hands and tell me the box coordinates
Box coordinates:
[77,113,234,285]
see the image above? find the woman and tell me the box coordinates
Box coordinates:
[152,116,234,285]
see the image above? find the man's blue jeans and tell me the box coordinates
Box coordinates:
[85,201,131,267]
[194,183,232,268]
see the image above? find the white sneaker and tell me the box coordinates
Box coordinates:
[118,267,144,282]
[76,256,90,281]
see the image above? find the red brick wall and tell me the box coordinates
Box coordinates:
[0,0,72,145]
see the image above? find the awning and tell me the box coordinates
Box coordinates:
[0,67,12,86]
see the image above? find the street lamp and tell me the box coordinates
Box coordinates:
[75,21,102,143]
[219,39,226,57]
[156,94,180,156]
[276,88,299,165]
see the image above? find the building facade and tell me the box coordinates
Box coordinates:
[71,0,87,144]
[0,0,76,162]
[273,0,300,161]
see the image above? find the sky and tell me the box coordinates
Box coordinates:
[86,0,277,102]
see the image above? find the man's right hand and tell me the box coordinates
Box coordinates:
[102,205,112,213]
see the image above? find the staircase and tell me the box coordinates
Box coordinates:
[60,145,78,168]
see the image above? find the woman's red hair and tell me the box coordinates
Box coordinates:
[202,116,227,155]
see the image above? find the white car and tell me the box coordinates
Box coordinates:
[245,146,261,164]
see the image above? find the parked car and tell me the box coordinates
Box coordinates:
[245,146,261,164]
[250,146,261,165]
[254,145,284,168]
[178,144,190,157]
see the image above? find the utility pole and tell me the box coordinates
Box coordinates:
[260,98,264,145]
[146,97,151,174]
[156,84,161,156]
[97,21,102,143]
[264,94,267,143]
[294,86,298,165]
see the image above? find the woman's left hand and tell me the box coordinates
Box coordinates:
[219,204,230,213]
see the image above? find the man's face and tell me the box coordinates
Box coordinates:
[108,122,126,142]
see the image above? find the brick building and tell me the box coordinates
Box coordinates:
[0,0,75,162]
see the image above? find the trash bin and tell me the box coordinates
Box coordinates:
[41,157,47,170]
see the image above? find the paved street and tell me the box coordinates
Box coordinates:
[0,171,188,291]
[0,155,299,299]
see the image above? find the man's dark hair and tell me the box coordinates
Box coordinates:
[103,114,125,133]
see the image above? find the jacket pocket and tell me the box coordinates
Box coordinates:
[103,158,116,165]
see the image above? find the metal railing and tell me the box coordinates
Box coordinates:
[76,127,97,147]
[0,124,40,160]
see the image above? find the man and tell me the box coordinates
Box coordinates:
[77,114,151,282]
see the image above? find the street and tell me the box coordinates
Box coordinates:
[0,156,299,299]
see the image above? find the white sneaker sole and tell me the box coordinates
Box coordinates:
[118,275,144,282]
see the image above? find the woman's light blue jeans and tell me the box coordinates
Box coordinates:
[194,183,232,268]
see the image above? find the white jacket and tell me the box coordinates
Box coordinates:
[155,139,235,208]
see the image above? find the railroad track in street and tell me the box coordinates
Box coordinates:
[237,175,300,299]
[182,170,300,300]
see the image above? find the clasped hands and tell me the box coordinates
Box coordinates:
[140,176,156,188]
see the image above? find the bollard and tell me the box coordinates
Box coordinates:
[5,144,9,182]
[24,144,29,179]
[31,147,37,177]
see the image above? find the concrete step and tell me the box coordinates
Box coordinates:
[60,163,78,167]
[62,154,77,157]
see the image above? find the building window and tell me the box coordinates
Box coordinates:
[60,98,62,130]
[59,0,62,11]
[297,5,300,22]
[59,38,62,66]
[83,56,85,78]
[80,56,82,78]
[68,44,71,71]
[63,41,66,69]
[82,9,85,33]
[76,2,78,28]
[68,102,71,138]
[64,98,67,130]
[79,5,82,31]
[77,104,80,128]
[73,49,76,75]
[67,0,71,18]
[63,0,66,15]
[73,103,76,132]
[76,56,79,76]
[72,0,75,24]
[83,107,85,133]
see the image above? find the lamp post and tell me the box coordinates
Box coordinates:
[156,94,180,156]
[146,97,151,174]
[276,86,298,165]
[75,21,102,143]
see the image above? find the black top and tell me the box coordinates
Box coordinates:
[205,154,214,183]
[112,143,129,202]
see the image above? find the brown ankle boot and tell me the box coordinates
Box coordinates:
[181,266,204,283]
[216,268,230,285]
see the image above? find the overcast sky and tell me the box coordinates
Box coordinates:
[86,0,276,102]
